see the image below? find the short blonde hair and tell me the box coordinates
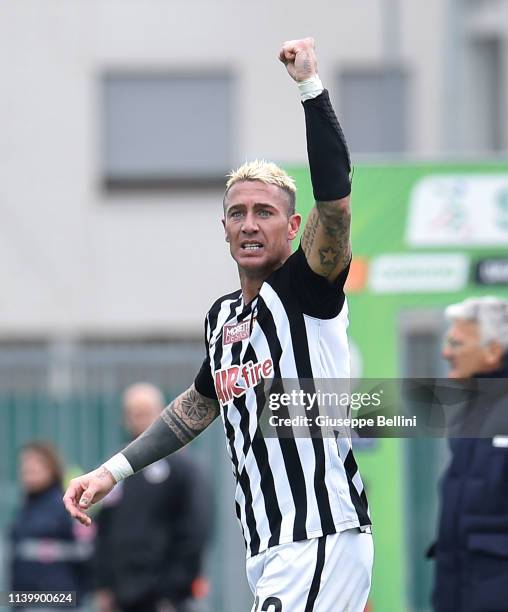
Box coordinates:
[224,160,297,215]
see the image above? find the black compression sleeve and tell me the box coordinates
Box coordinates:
[303,89,352,201]
[122,416,184,473]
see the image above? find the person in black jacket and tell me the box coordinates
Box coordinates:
[93,383,211,612]
[430,296,508,612]
[9,441,90,608]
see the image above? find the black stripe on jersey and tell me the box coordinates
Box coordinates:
[257,296,308,542]
[242,342,283,548]
[234,500,246,542]
[226,334,261,555]
[343,449,371,526]
[278,295,336,535]
[304,535,327,612]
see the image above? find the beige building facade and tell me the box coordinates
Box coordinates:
[0,0,507,339]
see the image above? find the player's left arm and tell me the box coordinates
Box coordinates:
[279,37,352,282]
[300,197,351,282]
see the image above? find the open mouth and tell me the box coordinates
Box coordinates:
[241,242,263,251]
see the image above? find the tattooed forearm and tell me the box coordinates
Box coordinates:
[318,246,341,276]
[301,208,320,256]
[316,199,351,265]
[300,198,351,280]
[161,408,195,445]
[122,384,220,472]
[162,384,220,444]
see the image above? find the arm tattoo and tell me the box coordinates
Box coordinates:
[122,384,220,472]
[316,200,351,271]
[300,208,320,255]
[301,202,351,277]
[318,246,341,273]
[96,466,112,480]
[162,384,220,445]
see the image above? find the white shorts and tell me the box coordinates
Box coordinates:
[247,529,373,612]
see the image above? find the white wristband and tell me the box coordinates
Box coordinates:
[298,74,324,101]
[103,453,134,483]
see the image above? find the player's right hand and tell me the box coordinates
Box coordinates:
[278,37,318,83]
[63,465,116,526]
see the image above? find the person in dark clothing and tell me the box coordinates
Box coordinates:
[93,383,211,612]
[430,296,508,612]
[9,441,90,607]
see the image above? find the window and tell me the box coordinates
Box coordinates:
[101,72,234,189]
[467,37,504,151]
[338,68,409,154]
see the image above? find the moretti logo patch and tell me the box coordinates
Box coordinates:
[223,320,251,345]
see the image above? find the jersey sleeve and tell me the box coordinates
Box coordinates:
[193,316,218,400]
[284,243,350,318]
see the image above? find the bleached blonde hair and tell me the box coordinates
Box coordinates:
[224,159,297,215]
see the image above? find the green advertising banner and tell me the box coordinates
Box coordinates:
[287,161,508,612]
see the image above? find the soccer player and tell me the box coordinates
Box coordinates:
[64,37,373,611]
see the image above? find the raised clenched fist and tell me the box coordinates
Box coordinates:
[278,37,318,82]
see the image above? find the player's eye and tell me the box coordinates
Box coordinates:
[230,210,244,218]
[258,209,272,217]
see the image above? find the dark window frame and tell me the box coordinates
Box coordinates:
[99,70,235,192]
[337,65,410,155]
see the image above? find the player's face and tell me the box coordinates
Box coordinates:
[442,320,492,378]
[223,181,301,277]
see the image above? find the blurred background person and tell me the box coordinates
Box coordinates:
[9,441,90,608]
[93,383,211,612]
[429,297,508,612]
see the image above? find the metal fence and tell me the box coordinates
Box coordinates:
[0,341,252,612]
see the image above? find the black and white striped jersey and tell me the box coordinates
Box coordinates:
[194,244,371,557]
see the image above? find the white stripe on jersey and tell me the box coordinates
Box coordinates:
[303,301,350,379]
[302,306,362,528]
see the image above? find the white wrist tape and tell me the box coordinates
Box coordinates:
[103,453,134,483]
[298,74,324,101]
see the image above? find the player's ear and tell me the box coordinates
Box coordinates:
[287,213,302,240]
[222,218,229,242]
